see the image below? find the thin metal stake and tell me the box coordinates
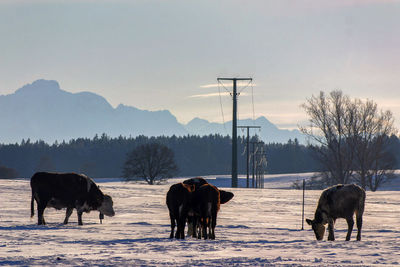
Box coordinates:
[301,179,305,230]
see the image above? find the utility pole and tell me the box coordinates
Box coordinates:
[250,141,264,188]
[238,126,261,188]
[217,77,252,188]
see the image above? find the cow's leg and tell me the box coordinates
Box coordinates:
[356,214,362,241]
[191,217,197,238]
[210,212,217,240]
[174,224,179,238]
[174,211,184,239]
[37,202,47,225]
[187,216,193,237]
[64,207,73,224]
[345,217,354,241]
[197,218,202,239]
[169,214,175,239]
[77,211,83,225]
[177,215,186,239]
[327,219,335,241]
[202,217,208,240]
[208,217,213,239]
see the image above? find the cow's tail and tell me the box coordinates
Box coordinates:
[31,193,35,218]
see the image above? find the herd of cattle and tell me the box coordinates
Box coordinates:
[29,172,366,241]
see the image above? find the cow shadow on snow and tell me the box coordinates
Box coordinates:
[0,222,101,231]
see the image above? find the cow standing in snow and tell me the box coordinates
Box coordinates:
[306,184,365,241]
[183,177,234,239]
[192,183,220,239]
[30,172,115,225]
[166,182,195,239]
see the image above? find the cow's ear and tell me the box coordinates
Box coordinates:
[306,219,313,225]
[220,190,234,204]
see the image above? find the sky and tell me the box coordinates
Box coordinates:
[0,0,399,130]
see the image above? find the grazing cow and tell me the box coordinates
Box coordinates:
[166,183,195,239]
[306,184,365,241]
[30,172,115,225]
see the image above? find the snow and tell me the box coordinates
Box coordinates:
[1,176,400,266]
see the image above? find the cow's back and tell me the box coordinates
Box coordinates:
[318,184,365,218]
[31,172,91,205]
[166,183,193,212]
[183,177,208,190]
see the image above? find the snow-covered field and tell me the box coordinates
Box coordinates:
[1,175,400,266]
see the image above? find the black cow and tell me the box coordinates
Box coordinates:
[166,182,195,239]
[183,177,234,239]
[30,172,115,225]
[306,184,366,241]
[192,183,221,240]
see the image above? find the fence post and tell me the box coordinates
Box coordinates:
[301,179,305,230]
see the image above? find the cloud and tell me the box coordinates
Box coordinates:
[189,92,250,98]
[200,82,257,89]
[200,84,220,89]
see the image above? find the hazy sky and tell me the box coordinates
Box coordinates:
[1,0,399,129]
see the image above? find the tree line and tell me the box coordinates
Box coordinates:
[0,130,399,189]
[0,134,320,179]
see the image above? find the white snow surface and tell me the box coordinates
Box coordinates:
[1,175,400,266]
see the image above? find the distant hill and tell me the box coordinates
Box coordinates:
[0,79,305,144]
[0,79,187,143]
[185,117,305,144]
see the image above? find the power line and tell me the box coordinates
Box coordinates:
[251,81,256,123]
[217,81,228,134]
[217,77,252,188]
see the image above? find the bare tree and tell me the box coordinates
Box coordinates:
[123,143,178,185]
[300,90,397,190]
[367,150,396,191]
[300,91,354,185]
[350,100,396,190]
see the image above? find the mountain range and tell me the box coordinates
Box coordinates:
[0,79,305,144]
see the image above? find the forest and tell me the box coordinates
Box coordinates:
[0,133,399,179]
[0,134,323,178]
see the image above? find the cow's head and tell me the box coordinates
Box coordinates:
[306,218,325,240]
[98,194,115,217]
